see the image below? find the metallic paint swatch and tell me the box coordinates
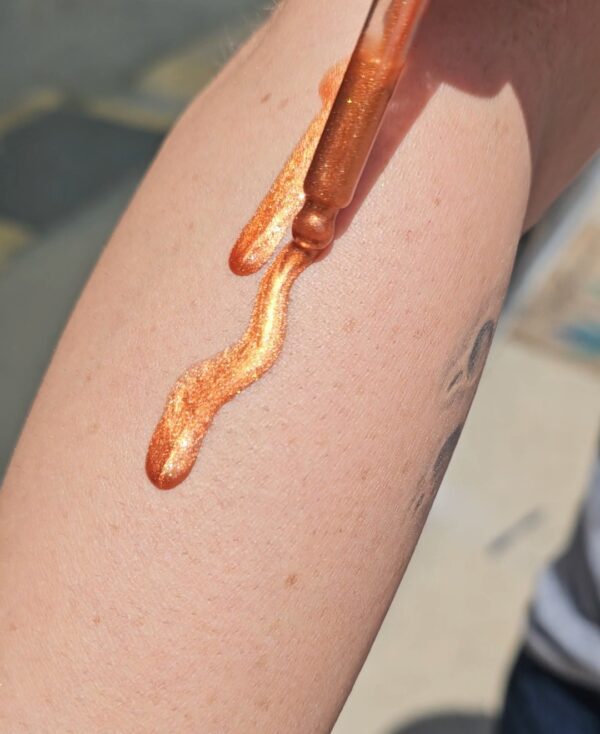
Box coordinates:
[147,244,312,489]
[146,0,427,490]
[146,67,343,490]
[228,63,346,276]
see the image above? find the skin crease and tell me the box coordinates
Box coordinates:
[0,1,599,732]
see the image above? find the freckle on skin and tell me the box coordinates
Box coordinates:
[92,615,101,626]
[285,573,298,588]
[260,92,271,104]
[255,654,268,669]
[150,692,161,706]
[343,317,357,334]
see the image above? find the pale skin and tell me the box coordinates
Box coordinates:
[1,0,599,731]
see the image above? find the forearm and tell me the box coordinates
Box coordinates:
[1,1,598,732]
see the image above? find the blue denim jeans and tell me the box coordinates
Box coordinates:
[499,650,600,734]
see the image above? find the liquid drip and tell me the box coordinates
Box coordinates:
[146,67,344,490]
[147,244,312,490]
[228,63,346,276]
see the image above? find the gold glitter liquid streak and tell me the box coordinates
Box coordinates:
[146,0,428,490]
[146,67,345,490]
[146,245,310,489]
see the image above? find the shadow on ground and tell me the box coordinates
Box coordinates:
[389,711,494,734]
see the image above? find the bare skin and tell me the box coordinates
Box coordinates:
[1,1,599,731]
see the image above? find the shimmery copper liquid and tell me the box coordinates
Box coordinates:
[228,63,346,276]
[147,0,428,490]
[147,244,312,489]
[146,68,342,490]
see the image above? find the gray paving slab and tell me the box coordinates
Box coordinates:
[0,108,162,229]
[0,0,268,110]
